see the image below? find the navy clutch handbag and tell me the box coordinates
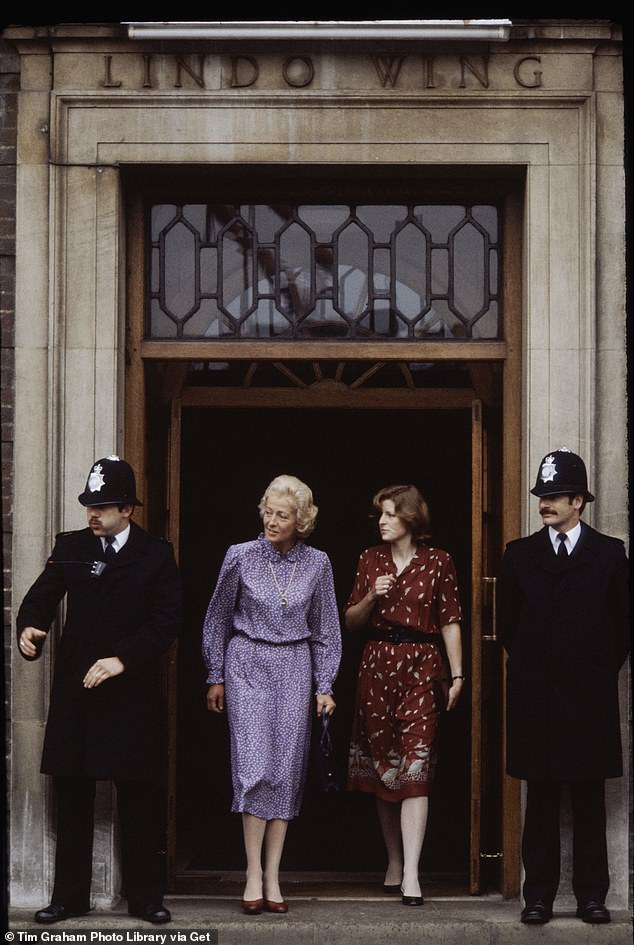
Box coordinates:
[317,710,340,792]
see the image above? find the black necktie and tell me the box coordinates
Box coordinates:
[556,533,568,557]
[104,536,117,563]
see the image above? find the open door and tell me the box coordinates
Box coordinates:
[470,398,484,893]
[159,375,510,894]
[165,393,182,889]
[470,397,505,894]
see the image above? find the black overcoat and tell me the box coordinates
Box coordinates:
[497,522,629,781]
[17,522,182,780]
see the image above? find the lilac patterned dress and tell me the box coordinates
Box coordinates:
[202,534,341,820]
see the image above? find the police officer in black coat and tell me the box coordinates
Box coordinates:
[17,457,182,925]
[497,448,629,926]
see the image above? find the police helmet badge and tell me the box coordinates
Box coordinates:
[539,455,557,483]
[87,462,105,493]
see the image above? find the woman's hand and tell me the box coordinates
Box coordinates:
[207,683,225,712]
[316,693,336,716]
[372,574,396,599]
[345,573,396,631]
[446,677,464,711]
[440,622,464,711]
[83,657,124,689]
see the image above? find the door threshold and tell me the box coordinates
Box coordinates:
[173,871,471,898]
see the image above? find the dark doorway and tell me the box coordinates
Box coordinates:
[175,406,471,886]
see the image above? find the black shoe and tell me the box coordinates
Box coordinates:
[34,904,89,924]
[128,903,172,924]
[520,900,552,924]
[576,900,610,924]
[383,884,401,894]
[401,894,424,906]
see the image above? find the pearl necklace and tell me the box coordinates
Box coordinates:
[268,560,298,607]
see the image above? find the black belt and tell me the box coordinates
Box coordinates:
[368,627,440,645]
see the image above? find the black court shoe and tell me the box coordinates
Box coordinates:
[402,894,424,906]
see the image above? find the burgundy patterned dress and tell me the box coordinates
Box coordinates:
[347,543,462,801]
[202,534,341,820]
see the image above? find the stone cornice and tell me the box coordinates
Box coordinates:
[2,19,623,47]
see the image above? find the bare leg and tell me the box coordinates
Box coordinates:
[263,819,289,903]
[400,796,429,898]
[375,797,404,887]
[241,813,266,900]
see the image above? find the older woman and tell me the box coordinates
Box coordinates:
[203,475,341,915]
[346,484,464,906]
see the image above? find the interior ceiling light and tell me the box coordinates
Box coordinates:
[124,20,512,42]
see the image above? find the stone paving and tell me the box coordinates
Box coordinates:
[7,895,633,945]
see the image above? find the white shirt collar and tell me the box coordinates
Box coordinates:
[549,521,581,554]
[102,524,131,552]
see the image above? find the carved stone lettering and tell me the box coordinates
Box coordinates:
[99,53,547,92]
[174,55,206,89]
[422,57,436,89]
[142,54,153,88]
[282,57,314,88]
[372,57,406,88]
[101,55,122,88]
[514,56,543,89]
[230,56,259,88]
[459,56,489,89]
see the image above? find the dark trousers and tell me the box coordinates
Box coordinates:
[522,779,609,907]
[51,776,165,911]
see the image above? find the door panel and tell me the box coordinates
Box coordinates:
[470,400,484,892]
[469,400,505,893]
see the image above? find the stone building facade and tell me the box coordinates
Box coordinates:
[1,20,630,912]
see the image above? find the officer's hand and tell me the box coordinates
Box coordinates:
[18,627,47,659]
[207,684,225,712]
[83,657,125,688]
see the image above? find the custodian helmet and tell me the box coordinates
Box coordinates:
[78,455,143,507]
[530,447,594,502]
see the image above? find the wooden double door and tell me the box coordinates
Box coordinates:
[149,376,518,897]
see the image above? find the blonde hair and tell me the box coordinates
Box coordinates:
[259,474,318,538]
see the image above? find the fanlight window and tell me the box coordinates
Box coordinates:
[148,204,500,340]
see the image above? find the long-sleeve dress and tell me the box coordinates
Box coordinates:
[346,542,462,801]
[202,533,341,820]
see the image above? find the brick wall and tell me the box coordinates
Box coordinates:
[1,33,18,916]
[1,34,17,676]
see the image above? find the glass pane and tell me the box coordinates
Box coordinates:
[357,205,407,242]
[394,223,427,320]
[298,205,349,240]
[183,302,234,338]
[278,222,313,320]
[336,222,369,317]
[452,221,486,320]
[148,201,501,340]
[219,219,255,320]
[163,220,197,318]
[150,299,177,338]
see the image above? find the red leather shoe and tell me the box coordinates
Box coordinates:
[264,899,289,914]
[242,898,264,915]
